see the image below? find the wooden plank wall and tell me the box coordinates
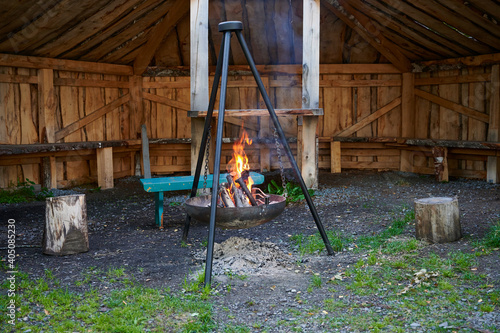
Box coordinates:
[0,63,498,188]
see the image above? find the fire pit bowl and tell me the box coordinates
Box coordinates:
[185,194,286,229]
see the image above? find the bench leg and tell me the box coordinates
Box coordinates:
[155,192,164,228]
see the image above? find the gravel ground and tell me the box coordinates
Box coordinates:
[1,169,499,332]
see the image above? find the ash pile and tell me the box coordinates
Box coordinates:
[195,237,295,276]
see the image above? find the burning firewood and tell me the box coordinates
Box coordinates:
[236,177,257,206]
[219,183,235,208]
[226,174,251,207]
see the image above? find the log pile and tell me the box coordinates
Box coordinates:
[217,172,260,208]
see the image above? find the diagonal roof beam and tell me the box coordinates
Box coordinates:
[321,0,412,72]
[133,0,189,75]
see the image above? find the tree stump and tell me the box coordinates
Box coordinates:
[43,194,89,255]
[414,197,461,243]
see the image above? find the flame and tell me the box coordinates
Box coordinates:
[227,127,253,192]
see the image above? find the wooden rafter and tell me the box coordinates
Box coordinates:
[343,0,440,60]
[409,0,500,49]
[362,0,469,58]
[322,0,411,72]
[133,0,189,75]
[35,0,142,58]
[63,0,168,59]
[0,0,111,53]
[378,0,494,54]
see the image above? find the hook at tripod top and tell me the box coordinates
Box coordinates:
[218,21,243,32]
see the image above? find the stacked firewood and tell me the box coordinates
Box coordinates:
[218,171,258,208]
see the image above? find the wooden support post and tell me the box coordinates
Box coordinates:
[38,68,57,189]
[415,197,461,243]
[96,147,114,189]
[400,72,415,172]
[330,140,341,173]
[190,0,209,175]
[43,194,89,255]
[141,124,151,179]
[487,65,500,183]
[301,0,320,189]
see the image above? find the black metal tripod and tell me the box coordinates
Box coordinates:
[183,21,334,287]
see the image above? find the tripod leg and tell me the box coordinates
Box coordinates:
[182,34,226,242]
[235,31,334,255]
[205,30,232,287]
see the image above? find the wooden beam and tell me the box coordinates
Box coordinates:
[143,91,190,110]
[323,0,412,72]
[96,147,114,189]
[0,53,133,75]
[415,89,490,123]
[415,74,491,86]
[38,69,56,143]
[141,124,152,179]
[417,53,500,68]
[336,97,402,137]
[487,64,500,183]
[321,78,401,87]
[0,74,37,84]
[53,77,130,88]
[55,94,130,141]
[190,0,209,175]
[37,68,58,189]
[188,108,323,117]
[330,140,341,173]
[133,0,189,75]
[301,0,321,189]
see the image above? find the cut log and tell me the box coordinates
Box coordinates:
[414,197,461,243]
[219,183,235,208]
[43,194,89,255]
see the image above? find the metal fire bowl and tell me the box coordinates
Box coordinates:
[184,194,286,229]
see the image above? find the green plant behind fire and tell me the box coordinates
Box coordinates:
[267,180,314,203]
[0,178,53,204]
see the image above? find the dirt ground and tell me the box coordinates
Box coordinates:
[1,170,499,331]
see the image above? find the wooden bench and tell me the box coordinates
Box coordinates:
[139,172,265,228]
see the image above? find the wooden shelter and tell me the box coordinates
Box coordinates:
[0,0,499,190]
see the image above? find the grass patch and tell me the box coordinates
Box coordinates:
[291,230,347,255]
[315,249,499,332]
[291,207,415,255]
[0,267,216,333]
[474,220,500,252]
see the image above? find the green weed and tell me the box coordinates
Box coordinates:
[0,178,53,203]
[267,180,314,203]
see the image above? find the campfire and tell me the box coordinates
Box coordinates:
[184,128,286,229]
[218,129,259,208]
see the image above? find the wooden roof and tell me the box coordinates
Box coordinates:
[1,0,499,73]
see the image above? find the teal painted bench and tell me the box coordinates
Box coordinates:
[140,172,264,228]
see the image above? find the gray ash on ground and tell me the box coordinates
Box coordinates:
[194,237,295,277]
